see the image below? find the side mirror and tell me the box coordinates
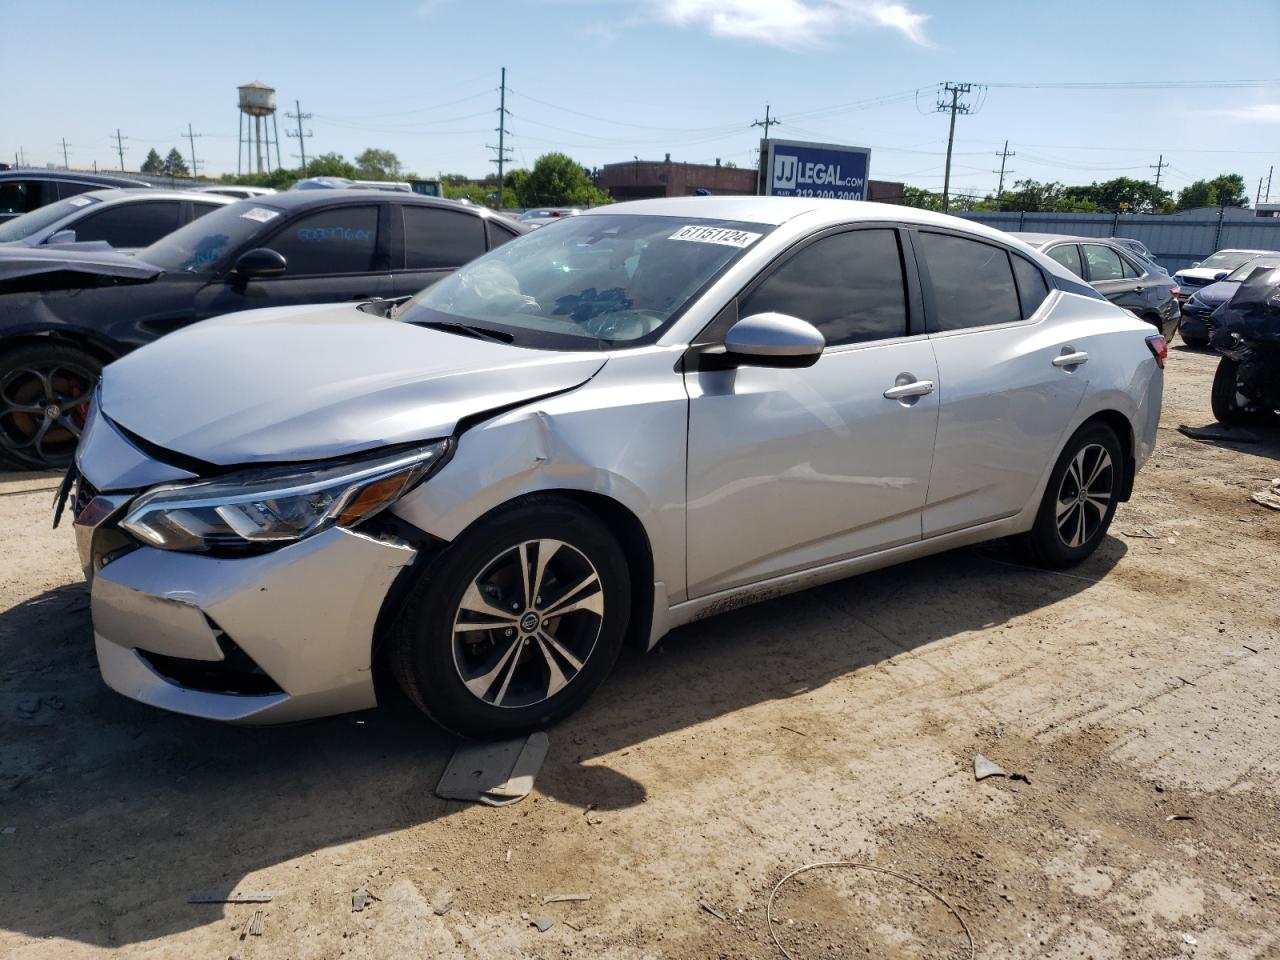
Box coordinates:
[720,312,825,369]
[1213,271,1229,281]
[45,229,77,245]
[1190,261,1201,268]
[232,247,287,279]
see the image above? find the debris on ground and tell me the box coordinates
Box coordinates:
[1183,932,1199,946]
[188,891,274,904]
[1248,488,1280,511]
[1178,423,1260,444]
[698,900,728,921]
[974,754,1008,780]
[542,893,591,904]
[436,732,549,807]
[532,916,556,932]
[351,885,372,912]
[239,910,264,940]
[433,900,453,916]
[1165,814,1196,822]
[1122,527,1161,539]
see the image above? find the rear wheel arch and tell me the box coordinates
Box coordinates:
[1077,410,1135,502]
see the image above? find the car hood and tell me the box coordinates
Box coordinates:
[99,302,608,466]
[1190,279,1239,306]
[1174,267,1231,283]
[0,245,161,286]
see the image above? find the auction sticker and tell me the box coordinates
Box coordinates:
[240,207,280,223]
[668,225,761,248]
[67,196,93,207]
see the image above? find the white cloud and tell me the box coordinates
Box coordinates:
[1216,103,1280,124]
[654,0,930,49]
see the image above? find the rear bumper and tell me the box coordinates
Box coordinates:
[89,527,416,724]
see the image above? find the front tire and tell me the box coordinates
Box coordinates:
[1024,423,1122,569]
[0,343,102,470]
[391,497,630,738]
[1211,357,1272,426]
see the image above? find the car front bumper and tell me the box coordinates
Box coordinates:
[83,522,416,724]
[1179,304,1217,342]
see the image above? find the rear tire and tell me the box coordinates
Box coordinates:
[0,343,101,470]
[1024,422,1123,569]
[391,497,630,738]
[1211,357,1272,426]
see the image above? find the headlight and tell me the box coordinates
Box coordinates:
[120,440,450,552]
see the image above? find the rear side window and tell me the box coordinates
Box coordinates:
[486,219,518,250]
[1047,244,1083,278]
[0,180,43,215]
[57,181,101,200]
[1011,255,1050,319]
[740,228,908,346]
[1083,244,1125,282]
[190,202,223,221]
[73,200,182,247]
[402,206,486,269]
[268,206,379,275]
[1120,255,1141,279]
[918,232,1021,331]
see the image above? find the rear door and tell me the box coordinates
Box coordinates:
[68,199,183,249]
[684,225,940,597]
[918,230,1088,536]
[1082,242,1144,314]
[387,203,490,298]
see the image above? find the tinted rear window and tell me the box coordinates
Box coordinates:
[403,206,486,269]
[919,232,1021,331]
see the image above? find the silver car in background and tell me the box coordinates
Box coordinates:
[67,197,1165,736]
[0,188,233,252]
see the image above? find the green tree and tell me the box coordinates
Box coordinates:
[903,186,943,211]
[508,153,611,207]
[354,148,403,181]
[306,153,359,179]
[162,148,189,177]
[1065,176,1171,214]
[140,148,164,174]
[1177,173,1250,211]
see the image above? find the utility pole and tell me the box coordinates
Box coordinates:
[751,104,781,140]
[58,138,71,169]
[1258,176,1265,208]
[184,123,202,177]
[751,105,782,196]
[936,83,975,212]
[1149,154,1168,189]
[112,129,127,172]
[487,67,512,207]
[286,100,313,175]
[1267,164,1274,203]
[993,139,1016,208]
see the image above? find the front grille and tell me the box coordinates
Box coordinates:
[73,476,99,518]
[1180,275,1210,288]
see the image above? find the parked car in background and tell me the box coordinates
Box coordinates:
[517,207,582,228]
[1013,233,1180,338]
[195,185,277,200]
[1179,254,1280,347]
[1208,265,1280,425]
[0,191,524,467]
[1112,237,1157,264]
[290,176,412,193]
[0,189,233,253]
[0,170,147,224]
[65,197,1165,735]
[1173,248,1280,302]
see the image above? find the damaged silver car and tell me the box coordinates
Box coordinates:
[64,197,1166,736]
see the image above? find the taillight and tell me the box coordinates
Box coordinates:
[1170,285,1180,298]
[1146,334,1168,369]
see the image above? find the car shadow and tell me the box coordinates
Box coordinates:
[0,536,1125,947]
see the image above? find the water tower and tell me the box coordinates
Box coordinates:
[237,82,282,175]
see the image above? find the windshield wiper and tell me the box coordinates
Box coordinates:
[414,319,514,344]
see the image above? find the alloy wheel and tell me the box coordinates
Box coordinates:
[451,539,605,710]
[0,362,96,467]
[1055,443,1113,548]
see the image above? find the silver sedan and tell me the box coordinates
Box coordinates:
[67,197,1165,736]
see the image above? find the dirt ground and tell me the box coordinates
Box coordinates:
[1,343,1278,960]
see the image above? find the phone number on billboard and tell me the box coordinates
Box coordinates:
[788,188,864,199]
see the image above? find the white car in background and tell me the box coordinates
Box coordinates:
[67,197,1165,736]
[1173,248,1280,302]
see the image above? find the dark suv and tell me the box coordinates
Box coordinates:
[1012,233,1180,338]
[0,170,148,223]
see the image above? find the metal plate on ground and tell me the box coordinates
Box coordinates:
[436,732,549,807]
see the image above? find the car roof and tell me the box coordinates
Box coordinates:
[1010,232,1126,249]
[232,188,495,216]
[73,188,237,204]
[0,170,146,188]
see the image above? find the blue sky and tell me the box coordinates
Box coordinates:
[3,0,1278,200]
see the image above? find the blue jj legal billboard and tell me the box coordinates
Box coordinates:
[762,139,872,200]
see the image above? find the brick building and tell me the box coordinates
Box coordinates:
[596,156,904,204]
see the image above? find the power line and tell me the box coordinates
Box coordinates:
[286,100,313,175]
[935,83,978,212]
[981,79,1280,90]
[486,67,512,207]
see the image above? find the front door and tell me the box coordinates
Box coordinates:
[684,226,939,598]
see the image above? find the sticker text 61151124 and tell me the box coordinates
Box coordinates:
[668,225,762,248]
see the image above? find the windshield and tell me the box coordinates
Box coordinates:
[0,194,101,242]
[1200,251,1269,271]
[138,201,282,273]
[396,214,772,347]
[1225,256,1280,282]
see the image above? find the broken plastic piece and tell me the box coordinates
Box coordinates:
[542,893,591,904]
[433,900,454,916]
[436,732,549,807]
[352,885,370,912]
[532,916,555,932]
[699,900,729,921]
[1178,424,1260,444]
[188,891,273,904]
[974,754,1009,780]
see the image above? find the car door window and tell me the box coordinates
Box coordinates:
[190,202,222,222]
[0,180,42,215]
[1119,254,1141,279]
[739,229,908,346]
[72,200,182,247]
[918,232,1021,331]
[1046,243,1083,278]
[1083,244,1125,282]
[1011,255,1050,319]
[57,181,100,200]
[267,206,379,275]
[486,219,519,250]
[402,206,486,269]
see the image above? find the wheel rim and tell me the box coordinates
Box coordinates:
[0,361,96,467]
[1055,443,1113,548]
[451,539,604,710]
